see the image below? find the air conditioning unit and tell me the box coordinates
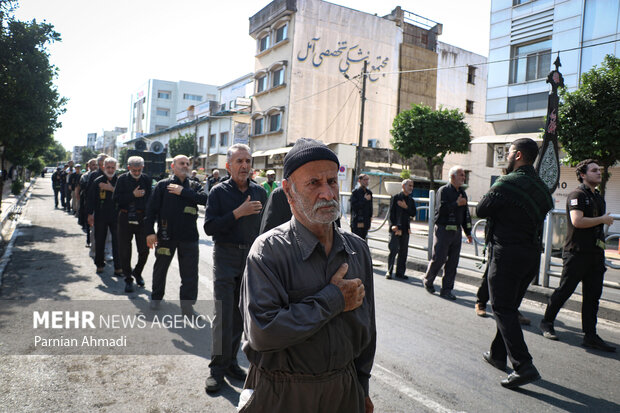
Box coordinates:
[368,139,378,148]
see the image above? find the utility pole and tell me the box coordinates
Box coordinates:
[351,60,367,191]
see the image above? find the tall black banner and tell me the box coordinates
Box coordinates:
[535,55,564,195]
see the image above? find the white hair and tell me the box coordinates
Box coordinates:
[103,157,117,166]
[226,144,251,163]
[449,165,464,178]
[401,179,413,186]
[127,156,144,167]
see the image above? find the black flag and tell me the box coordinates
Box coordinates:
[535,55,564,194]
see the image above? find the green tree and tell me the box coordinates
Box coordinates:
[27,156,44,175]
[0,0,66,204]
[558,54,620,198]
[168,133,195,158]
[118,147,129,168]
[390,104,471,189]
[41,140,66,165]
[80,147,97,165]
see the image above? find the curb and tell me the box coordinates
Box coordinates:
[369,247,620,324]
[0,179,35,286]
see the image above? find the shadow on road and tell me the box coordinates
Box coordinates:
[516,379,620,412]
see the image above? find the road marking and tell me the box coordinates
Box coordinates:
[373,363,465,413]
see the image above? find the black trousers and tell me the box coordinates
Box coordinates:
[94,219,120,269]
[476,265,489,305]
[351,225,369,240]
[64,187,72,210]
[387,231,409,276]
[59,184,66,207]
[151,239,198,302]
[543,250,605,336]
[53,188,61,206]
[488,243,539,372]
[117,211,149,282]
[209,244,247,377]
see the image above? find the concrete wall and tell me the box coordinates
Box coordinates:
[398,43,437,112]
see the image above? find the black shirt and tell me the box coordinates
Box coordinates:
[204,178,267,245]
[87,174,118,222]
[145,175,208,242]
[350,186,373,227]
[434,183,472,235]
[564,184,606,253]
[51,171,62,189]
[113,172,152,211]
[389,192,417,231]
[259,186,292,234]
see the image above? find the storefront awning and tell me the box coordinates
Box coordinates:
[252,147,292,157]
[470,133,542,144]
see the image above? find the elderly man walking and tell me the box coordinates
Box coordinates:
[423,166,473,300]
[385,179,416,280]
[239,138,376,413]
[204,144,267,392]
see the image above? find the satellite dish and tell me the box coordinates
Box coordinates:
[134,140,147,151]
[150,141,164,154]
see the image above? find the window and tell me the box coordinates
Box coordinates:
[583,0,619,41]
[272,68,284,87]
[156,108,169,117]
[510,39,551,83]
[183,93,202,102]
[513,0,532,5]
[507,92,548,113]
[209,134,216,148]
[275,24,288,43]
[253,118,264,135]
[467,66,476,84]
[465,100,474,114]
[229,100,235,109]
[220,103,226,112]
[155,125,167,132]
[259,34,270,52]
[199,136,204,151]
[256,75,267,93]
[219,132,229,147]
[157,91,171,99]
[269,113,281,132]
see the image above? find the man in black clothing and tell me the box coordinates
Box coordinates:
[145,155,207,313]
[69,164,82,216]
[539,160,615,352]
[386,179,416,280]
[423,166,472,300]
[204,143,267,392]
[63,160,75,212]
[87,157,121,275]
[59,164,68,209]
[476,138,553,389]
[79,159,97,246]
[51,167,63,208]
[207,169,221,192]
[113,156,152,293]
[259,186,291,234]
[350,173,373,240]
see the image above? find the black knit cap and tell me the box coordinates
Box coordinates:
[283,138,340,179]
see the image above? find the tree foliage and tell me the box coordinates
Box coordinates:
[168,133,195,158]
[390,104,471,189]
[558,54,620,198]
[0,0,65,202]
[80,147,97,165]
[41,140,66,165]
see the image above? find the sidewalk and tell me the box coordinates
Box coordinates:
[0,176,33,241]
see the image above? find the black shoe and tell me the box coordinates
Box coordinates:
[124,280,134,293]
[225,364,247,381]
[424,283,435,294]
[500,364,540,389]
[583,334,616,352]
[182,308,201,324]
[149,299,161,310]
[539,320,558,340]
[134,275,145,287]
[483,351,507,372]
[440,292,457,301]
[396,274,408,280]
[205,375,223,393]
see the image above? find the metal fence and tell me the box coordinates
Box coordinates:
[340,190,620,291]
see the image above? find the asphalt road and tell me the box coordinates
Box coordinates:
[0,178,618,412]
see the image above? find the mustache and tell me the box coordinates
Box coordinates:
[313,199,339,213]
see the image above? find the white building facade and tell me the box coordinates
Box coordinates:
[483,0,619,230]
[128,79,218,141]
